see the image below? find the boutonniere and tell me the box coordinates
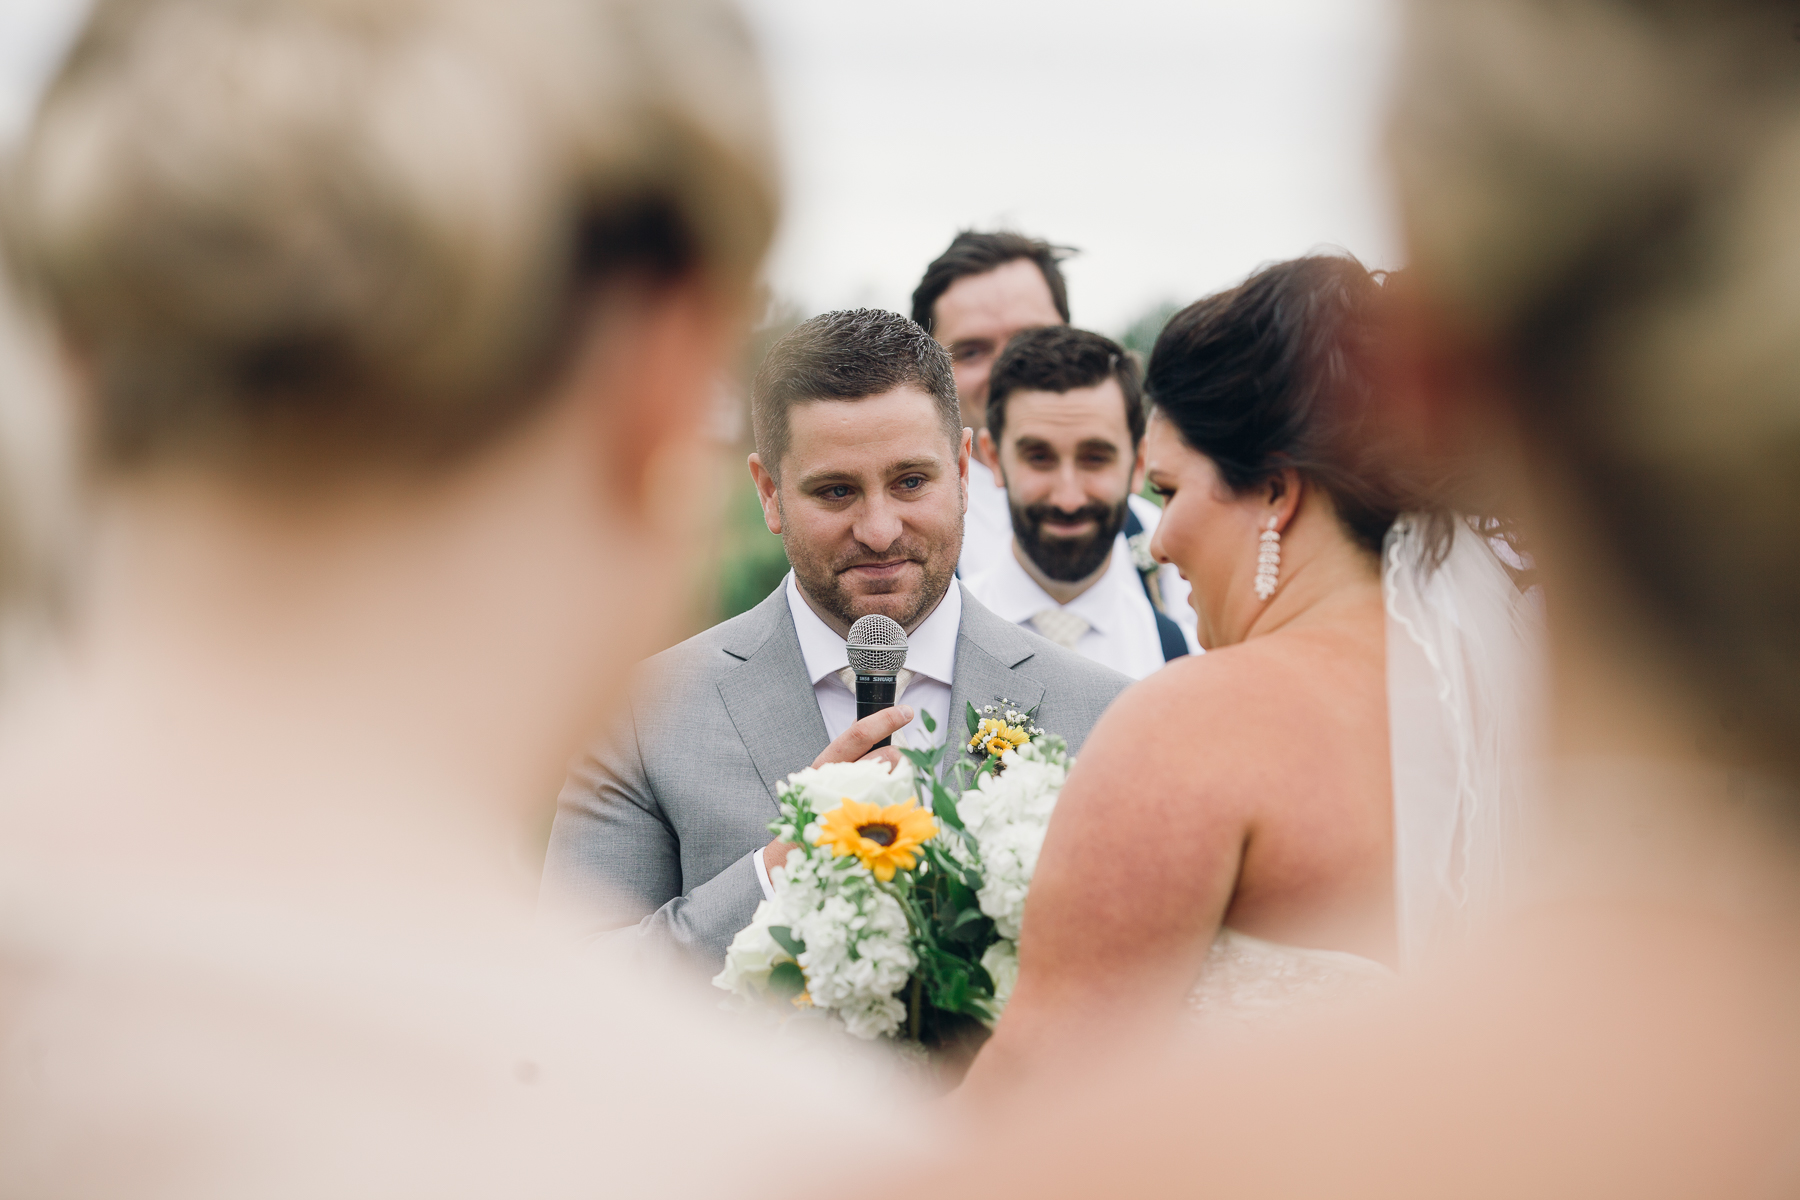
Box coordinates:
[965,698,1043,770]
[1128,529,1157,575]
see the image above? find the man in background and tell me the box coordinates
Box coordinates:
[910,231,1070,577]
[965,326,1195,678]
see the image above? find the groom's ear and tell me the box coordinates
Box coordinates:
[748,453,782,535]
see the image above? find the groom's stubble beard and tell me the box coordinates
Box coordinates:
[1010,489,1130,583]
[779,479,963,633]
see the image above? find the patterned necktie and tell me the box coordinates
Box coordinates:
[1030,608,1091,649]
[836,666,916,703]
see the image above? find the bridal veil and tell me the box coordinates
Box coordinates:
[1385,514,1543,966]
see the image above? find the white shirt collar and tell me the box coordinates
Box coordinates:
[969,536,1138,637]
[783,572,961,687]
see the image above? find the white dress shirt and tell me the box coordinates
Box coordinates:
[967,535,1175,680]
[958,458,1016,579]
[757,575,962,898]
[960,463,1197,649]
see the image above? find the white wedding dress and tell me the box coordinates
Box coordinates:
[1187,928,1394,1027]
[1184,515,1541,1026]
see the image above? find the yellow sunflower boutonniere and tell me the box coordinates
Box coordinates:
[968,716,1031,758]
[813,797,937,882]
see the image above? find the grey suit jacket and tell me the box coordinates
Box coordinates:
[540,582,1131,968]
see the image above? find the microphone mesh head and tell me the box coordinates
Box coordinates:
[846,614,908,674]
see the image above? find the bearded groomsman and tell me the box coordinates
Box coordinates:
[965,326,1199,678]
[541,309,1130,968]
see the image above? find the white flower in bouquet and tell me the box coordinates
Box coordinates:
[714,900,789,1001]
[958,743,1068,939]
[781,757,920,817]
[979,940,1020,1011]
[791,880,915,1040]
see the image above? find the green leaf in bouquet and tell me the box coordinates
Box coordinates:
[965,701,980,737]
[930,780,965,833]
[767,925,805,958]
[948,910,994,946]
[767,960,805,1000]
[897,745,930,768]
[920,708,936,734]
[941,969,969,1012]
[921,844,975,898]
[937,864,976,911]
[921,952,979,1015]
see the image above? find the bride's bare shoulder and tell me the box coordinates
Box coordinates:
[1064,643,1290,794]
[1103,640,1294,728]
[1075,628,1382,788]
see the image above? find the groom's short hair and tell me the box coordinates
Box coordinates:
[751,309,960,478]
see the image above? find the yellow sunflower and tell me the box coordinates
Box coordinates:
[969,717,1031,757]
[813,797,937,881]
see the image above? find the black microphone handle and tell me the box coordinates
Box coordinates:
[854,673,899,749]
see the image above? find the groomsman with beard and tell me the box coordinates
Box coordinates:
[965,326,1199,678]
[541,308,1130,969]
[910,233,1198,643]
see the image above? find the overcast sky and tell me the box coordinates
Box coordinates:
[0,0,1402,336]
[738,0,1402,333]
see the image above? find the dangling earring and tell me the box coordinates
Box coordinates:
[1254,516,1281,601]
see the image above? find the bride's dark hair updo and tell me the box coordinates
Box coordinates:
[1145,255,1440,559]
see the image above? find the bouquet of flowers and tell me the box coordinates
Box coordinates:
[713,701,1069,1048]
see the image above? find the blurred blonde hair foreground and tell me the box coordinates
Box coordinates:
[0,0,921,1196]
[3,0,776,474]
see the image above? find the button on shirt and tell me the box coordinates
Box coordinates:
[966,535,1181,681]
[756,575,962,900]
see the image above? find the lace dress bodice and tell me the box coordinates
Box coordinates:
[1187,928,1393,1028]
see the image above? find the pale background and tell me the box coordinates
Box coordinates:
[0,0,1402,333]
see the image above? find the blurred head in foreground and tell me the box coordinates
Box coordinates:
[0,1,921,1195]
[1,0,778,787]
[1389,0,1800,787]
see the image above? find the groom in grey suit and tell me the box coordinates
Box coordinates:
[541,309,1131,968]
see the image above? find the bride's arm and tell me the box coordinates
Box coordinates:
[964,650,1263,1096]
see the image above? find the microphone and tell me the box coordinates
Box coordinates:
[846,614,909,749]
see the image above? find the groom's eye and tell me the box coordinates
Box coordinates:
[820,485,854,500]
[896,475,926,491]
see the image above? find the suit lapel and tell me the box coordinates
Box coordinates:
[716,587,829,809]
[948,584,1047,744]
